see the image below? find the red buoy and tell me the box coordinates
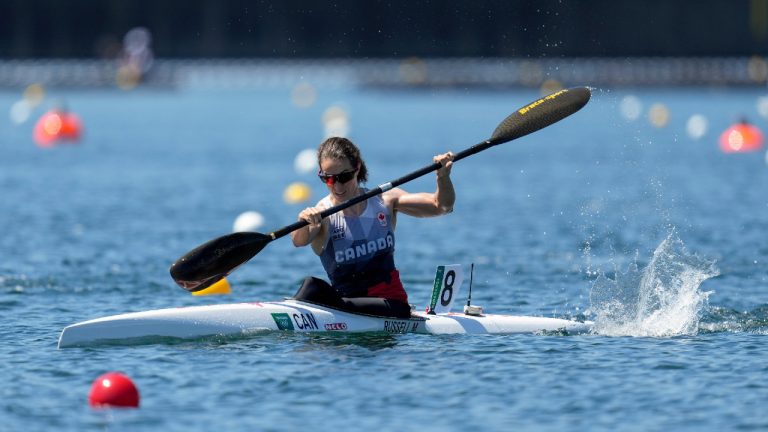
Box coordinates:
[88,372,140,408]
[32,109,82,148]
[58,112,82,141]
[719,121,764,153]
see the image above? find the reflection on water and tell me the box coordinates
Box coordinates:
[301,332,401,351]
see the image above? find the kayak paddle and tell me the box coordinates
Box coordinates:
[170,86,592,292]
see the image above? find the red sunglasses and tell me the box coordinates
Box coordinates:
[318,168,357,186]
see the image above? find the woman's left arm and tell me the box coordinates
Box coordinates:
[391,152,455,217]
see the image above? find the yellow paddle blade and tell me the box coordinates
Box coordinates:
[192,278,231,296]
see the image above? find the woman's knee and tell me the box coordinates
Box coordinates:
[293,277,342,307]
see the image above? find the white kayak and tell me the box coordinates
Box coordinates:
[58,265,593,348]
[58,298,592,348]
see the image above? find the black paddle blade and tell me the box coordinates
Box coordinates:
[490,87,591,145]
[169,232,272,292]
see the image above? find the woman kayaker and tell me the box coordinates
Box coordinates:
[291,136,455,318]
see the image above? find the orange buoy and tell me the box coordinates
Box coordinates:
[88,372,140,408]
[59,112,82,141]
[719,120,764,153]
[32,109,82,148]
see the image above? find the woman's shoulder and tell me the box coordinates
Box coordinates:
[381,187,407,209]
[382,187,407,200]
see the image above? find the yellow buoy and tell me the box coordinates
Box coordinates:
[648,103,670,128]
[116,64,141,90]
[291,82,316,108]
[399,57,428,85]
[540,79,563,96]
[23,84,45,107]
[192,278,231,296]
[284,182,311,204]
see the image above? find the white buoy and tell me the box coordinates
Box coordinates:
[619,95,642,121]
[322,105,350,138]
[10,100,32,124]
[294,148,317,174]
[686,114,708,140]
[233,211,265,232]
[757,96,768,120]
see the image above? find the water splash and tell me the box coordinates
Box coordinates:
[589,232,718,337]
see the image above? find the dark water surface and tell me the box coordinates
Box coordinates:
[2,86,767,431]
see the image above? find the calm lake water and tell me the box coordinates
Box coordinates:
[1,84,767,431]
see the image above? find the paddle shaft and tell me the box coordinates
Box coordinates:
[268,139,497,241]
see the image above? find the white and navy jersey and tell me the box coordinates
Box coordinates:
[319,191,397,296]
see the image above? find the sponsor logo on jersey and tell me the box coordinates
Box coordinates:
[331,225,346,241]
[377,212,387,226]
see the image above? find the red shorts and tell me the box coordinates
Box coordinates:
[366,270,408,303]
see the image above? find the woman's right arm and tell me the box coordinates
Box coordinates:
[291,206,326,251]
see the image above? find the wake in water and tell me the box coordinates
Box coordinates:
[588,232,719,337]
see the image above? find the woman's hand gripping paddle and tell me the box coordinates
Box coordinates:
[170,87,592,293]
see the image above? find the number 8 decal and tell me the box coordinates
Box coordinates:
[440,270,455,306]
[429,264,463,314]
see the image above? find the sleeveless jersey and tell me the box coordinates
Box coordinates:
[319,191,398,297]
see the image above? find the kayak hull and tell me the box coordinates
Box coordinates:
[57,299,593,348]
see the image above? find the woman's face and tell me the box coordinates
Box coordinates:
[319,157,359,201]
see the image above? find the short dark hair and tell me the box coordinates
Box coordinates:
[317,137,368,183]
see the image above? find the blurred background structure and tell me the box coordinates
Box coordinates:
[1,0,768,88]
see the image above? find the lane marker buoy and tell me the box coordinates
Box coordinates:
[88,372,140,408]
